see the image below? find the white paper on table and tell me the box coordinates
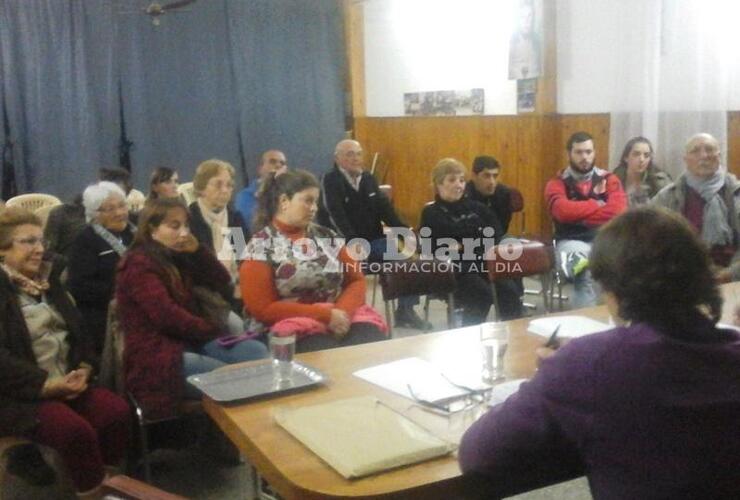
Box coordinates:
[353,357,489,404]
[527,315,611,339]
[487,379,526,407]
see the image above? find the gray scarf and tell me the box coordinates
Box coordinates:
[91,223,133,256]
[685,169,733,246]
[563,166,595,182]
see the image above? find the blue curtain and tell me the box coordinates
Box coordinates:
[0,0,119,199]
[0,0,346,198]
[227,0,347,180]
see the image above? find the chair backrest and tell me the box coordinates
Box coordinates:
[379,261,456,301]
[177,182,196,205]
[379,184,393,202]
[5,193,61,212]
[99,300,126,395]
[487,239,552,281]
[127,189,147,213]
[509,187,524,213]
[34,204,57,229]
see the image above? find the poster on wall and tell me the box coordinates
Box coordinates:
[403,89,484,116]
[517,79,537,113]
[509,0,543,80]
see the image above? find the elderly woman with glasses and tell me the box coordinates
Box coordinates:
[67,181,136,365]
[189,159,249,306]
[0,207,129,498]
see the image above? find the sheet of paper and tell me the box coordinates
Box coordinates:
[353,357,488,404]
[488,379,526,406]
[527,315,611,339]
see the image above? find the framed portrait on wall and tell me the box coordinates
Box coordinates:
[509,0,543,80]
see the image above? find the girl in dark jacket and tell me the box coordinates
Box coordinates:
[116,198,266,420]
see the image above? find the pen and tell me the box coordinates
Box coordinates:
[544,324,561,348]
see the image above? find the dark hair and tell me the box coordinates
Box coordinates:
[617,136,655,171]
[252,169,320,231]
[149,166,177,199]
[590,207,722,334]
[99,166,132,194]
[130,198,191,302]
[566,131,594,152]
[472,155,501,174]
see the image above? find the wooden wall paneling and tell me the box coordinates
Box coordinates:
[729,111,740,177]
[557,114,611,168]
[343,0,366,118]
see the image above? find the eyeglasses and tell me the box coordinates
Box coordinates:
[406,380,487,415]
[13,237,47,248]
[97,202,128,214]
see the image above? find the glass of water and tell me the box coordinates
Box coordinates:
[269,333,296,382]
[480,322,509,383]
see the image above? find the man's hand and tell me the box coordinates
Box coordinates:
[329,308,351,339]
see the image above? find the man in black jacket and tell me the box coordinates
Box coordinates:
[317,139,430,330]
[464,155,515,235]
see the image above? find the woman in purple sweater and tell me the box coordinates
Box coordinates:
[459,206,740,499]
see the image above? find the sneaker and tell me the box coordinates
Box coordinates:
[559,251,589,280]
[394,307,433,331]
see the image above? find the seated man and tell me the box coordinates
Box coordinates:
[464,155,515,235]
[235,149,288,231]
[544,131,626,308]
[317,139,430,330]
[652,133,740,282]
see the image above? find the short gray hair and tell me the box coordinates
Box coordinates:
[83,181,126,222]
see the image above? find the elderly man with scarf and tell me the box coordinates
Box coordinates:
[545,131,627,307]
[653,133,740,283]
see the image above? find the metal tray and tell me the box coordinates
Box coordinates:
[187,360,327,403]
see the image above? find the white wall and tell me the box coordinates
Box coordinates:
[363,0,519,117]
[363,0,740,117]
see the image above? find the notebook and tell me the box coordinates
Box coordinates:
[274,396,456,479]
[527,315,611,339]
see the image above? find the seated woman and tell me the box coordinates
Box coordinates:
[0,208,129,498]
[189,159,248,305]
[459,207,740,498]
[420,158,522,324]
[146,166,180,203]
[612,136,671,205]
[116,198,267,420]
[67,181,136,365]
[240,169,387,353]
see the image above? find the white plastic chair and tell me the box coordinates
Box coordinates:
[5,193,62,212]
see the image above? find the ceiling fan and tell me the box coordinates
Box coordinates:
[120,0,197,26]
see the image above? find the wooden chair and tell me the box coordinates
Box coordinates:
[379,260,456,336]
[6,193,61,212]
[486,239,553,318]
[177,182,196,205]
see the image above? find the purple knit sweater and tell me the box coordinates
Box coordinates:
[459,320,740,499]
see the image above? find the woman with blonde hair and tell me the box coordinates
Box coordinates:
[420,158,521,324]
[0,207,129,498]
[189,159,248,305]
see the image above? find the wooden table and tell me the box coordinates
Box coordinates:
[204,306,612,500]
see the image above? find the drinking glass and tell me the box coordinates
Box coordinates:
[269,333,296,382]
[480,322,509,382]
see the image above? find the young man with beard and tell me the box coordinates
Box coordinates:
[544,132,626,307]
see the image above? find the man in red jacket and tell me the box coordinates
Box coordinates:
[544,131,626,307]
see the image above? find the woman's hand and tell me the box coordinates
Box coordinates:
[40,370,88,400]
[329,308,350,339]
